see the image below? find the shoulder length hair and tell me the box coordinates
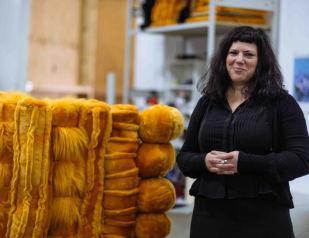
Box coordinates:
[197,26,287,102]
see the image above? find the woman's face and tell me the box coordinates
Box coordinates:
[226,41,258,87]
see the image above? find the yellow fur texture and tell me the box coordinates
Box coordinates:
[49,196,82,230]
[6,97,52,238]
[52,126,88,161]
[47,98,88,238]
[139,103,184,143]
[0,122,14,154]
[103,105,140,237]
[135,213,171,238]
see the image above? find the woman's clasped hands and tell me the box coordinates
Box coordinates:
[205,151,239,175]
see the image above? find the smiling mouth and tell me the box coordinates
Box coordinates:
[233,67,246,72]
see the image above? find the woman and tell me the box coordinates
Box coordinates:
[176,26,309,238]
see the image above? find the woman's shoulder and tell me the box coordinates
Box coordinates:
[270,93,304,115]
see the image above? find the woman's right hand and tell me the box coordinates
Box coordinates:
[204,151,235,175]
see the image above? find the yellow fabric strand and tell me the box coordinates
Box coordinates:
[5,105,21,238]
[15,106,39,238]
[32,107,52,238]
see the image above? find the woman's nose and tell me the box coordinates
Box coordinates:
[236,54,244,63]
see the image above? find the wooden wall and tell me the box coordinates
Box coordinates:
[95,0,134,103]
[27,0,133,102]
[28,0,82,88]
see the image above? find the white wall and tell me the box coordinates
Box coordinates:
[278,2,309,236]
[278,0,309,115]
[0,0,31,92]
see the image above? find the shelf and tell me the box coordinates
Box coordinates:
[169,85,194,91]
[131,21,270,36]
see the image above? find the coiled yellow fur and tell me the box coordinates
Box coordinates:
[52,127,88,161]
[49,196,82,230]
[0,122,14,154]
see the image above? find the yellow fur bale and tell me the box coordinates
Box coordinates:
[135,213,171,238]
[102,235,127,238]
[139,103,184,143]
[106,138,140,154]
[46,98,88,238]
[105,153,137,175]
[0,92,28,238]
[136,143,175,178]
[105,168,139,190]
[110,105,139,140]
[104,188,139,210]
[103,224,135,238]
[111,105,139,125]
[137,178,176,213]
[6,97,52,238]
[78,100,112,238]
[104,207,137,222]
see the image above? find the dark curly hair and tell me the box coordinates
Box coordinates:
[197,26,287,102]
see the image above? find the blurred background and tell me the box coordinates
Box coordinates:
[0,0,309,237]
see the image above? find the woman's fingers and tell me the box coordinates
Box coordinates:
[211,150,225,155]
[210,165,234,172]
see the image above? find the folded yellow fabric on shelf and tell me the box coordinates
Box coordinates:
[185,15,266,25]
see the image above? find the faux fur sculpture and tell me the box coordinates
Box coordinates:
[46,98,112,238]
[0,91,183,238]
[6,97,53,238]
[135,213,171,238]
[102,105,140,238]
[0,92,28,238]
[135,103,184,238]
[79,100,112,238]
[135,143,175,178]
[139,103,184,144]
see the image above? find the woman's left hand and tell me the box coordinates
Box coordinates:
[209,150,239,175]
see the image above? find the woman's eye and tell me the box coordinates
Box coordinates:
[245,53,254,57]
[229,51,237,55]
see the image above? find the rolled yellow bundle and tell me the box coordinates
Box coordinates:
[106,138,140,154]
[139,103,184,144]
[136,143,175,178]
[6,97,52,238]
[104,207,137,222]
[46,98,87,237]
[135,213,172,238]
[0,92,28,238]
[103,104,140,238]
[105,168,139,190]
[104,153,137,175]
[136,178,176,213]
[79,100,112,238]
[104,189,139,210]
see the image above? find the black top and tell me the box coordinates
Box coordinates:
[176,94,309,208]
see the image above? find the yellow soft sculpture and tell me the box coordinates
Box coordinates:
[139,103,184,144]
[135,143,175,178]
[135,103,184,238]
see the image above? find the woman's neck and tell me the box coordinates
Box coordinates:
[226,85,248,102]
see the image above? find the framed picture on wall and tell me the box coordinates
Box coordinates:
[294,57,309,102]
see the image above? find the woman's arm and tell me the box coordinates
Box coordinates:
[176,97,209,178]
[237,95,309,184]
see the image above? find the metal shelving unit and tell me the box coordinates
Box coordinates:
[123,0,280,104]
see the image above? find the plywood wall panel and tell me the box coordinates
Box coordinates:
[27,0,82,86]
[95,0,134,101]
